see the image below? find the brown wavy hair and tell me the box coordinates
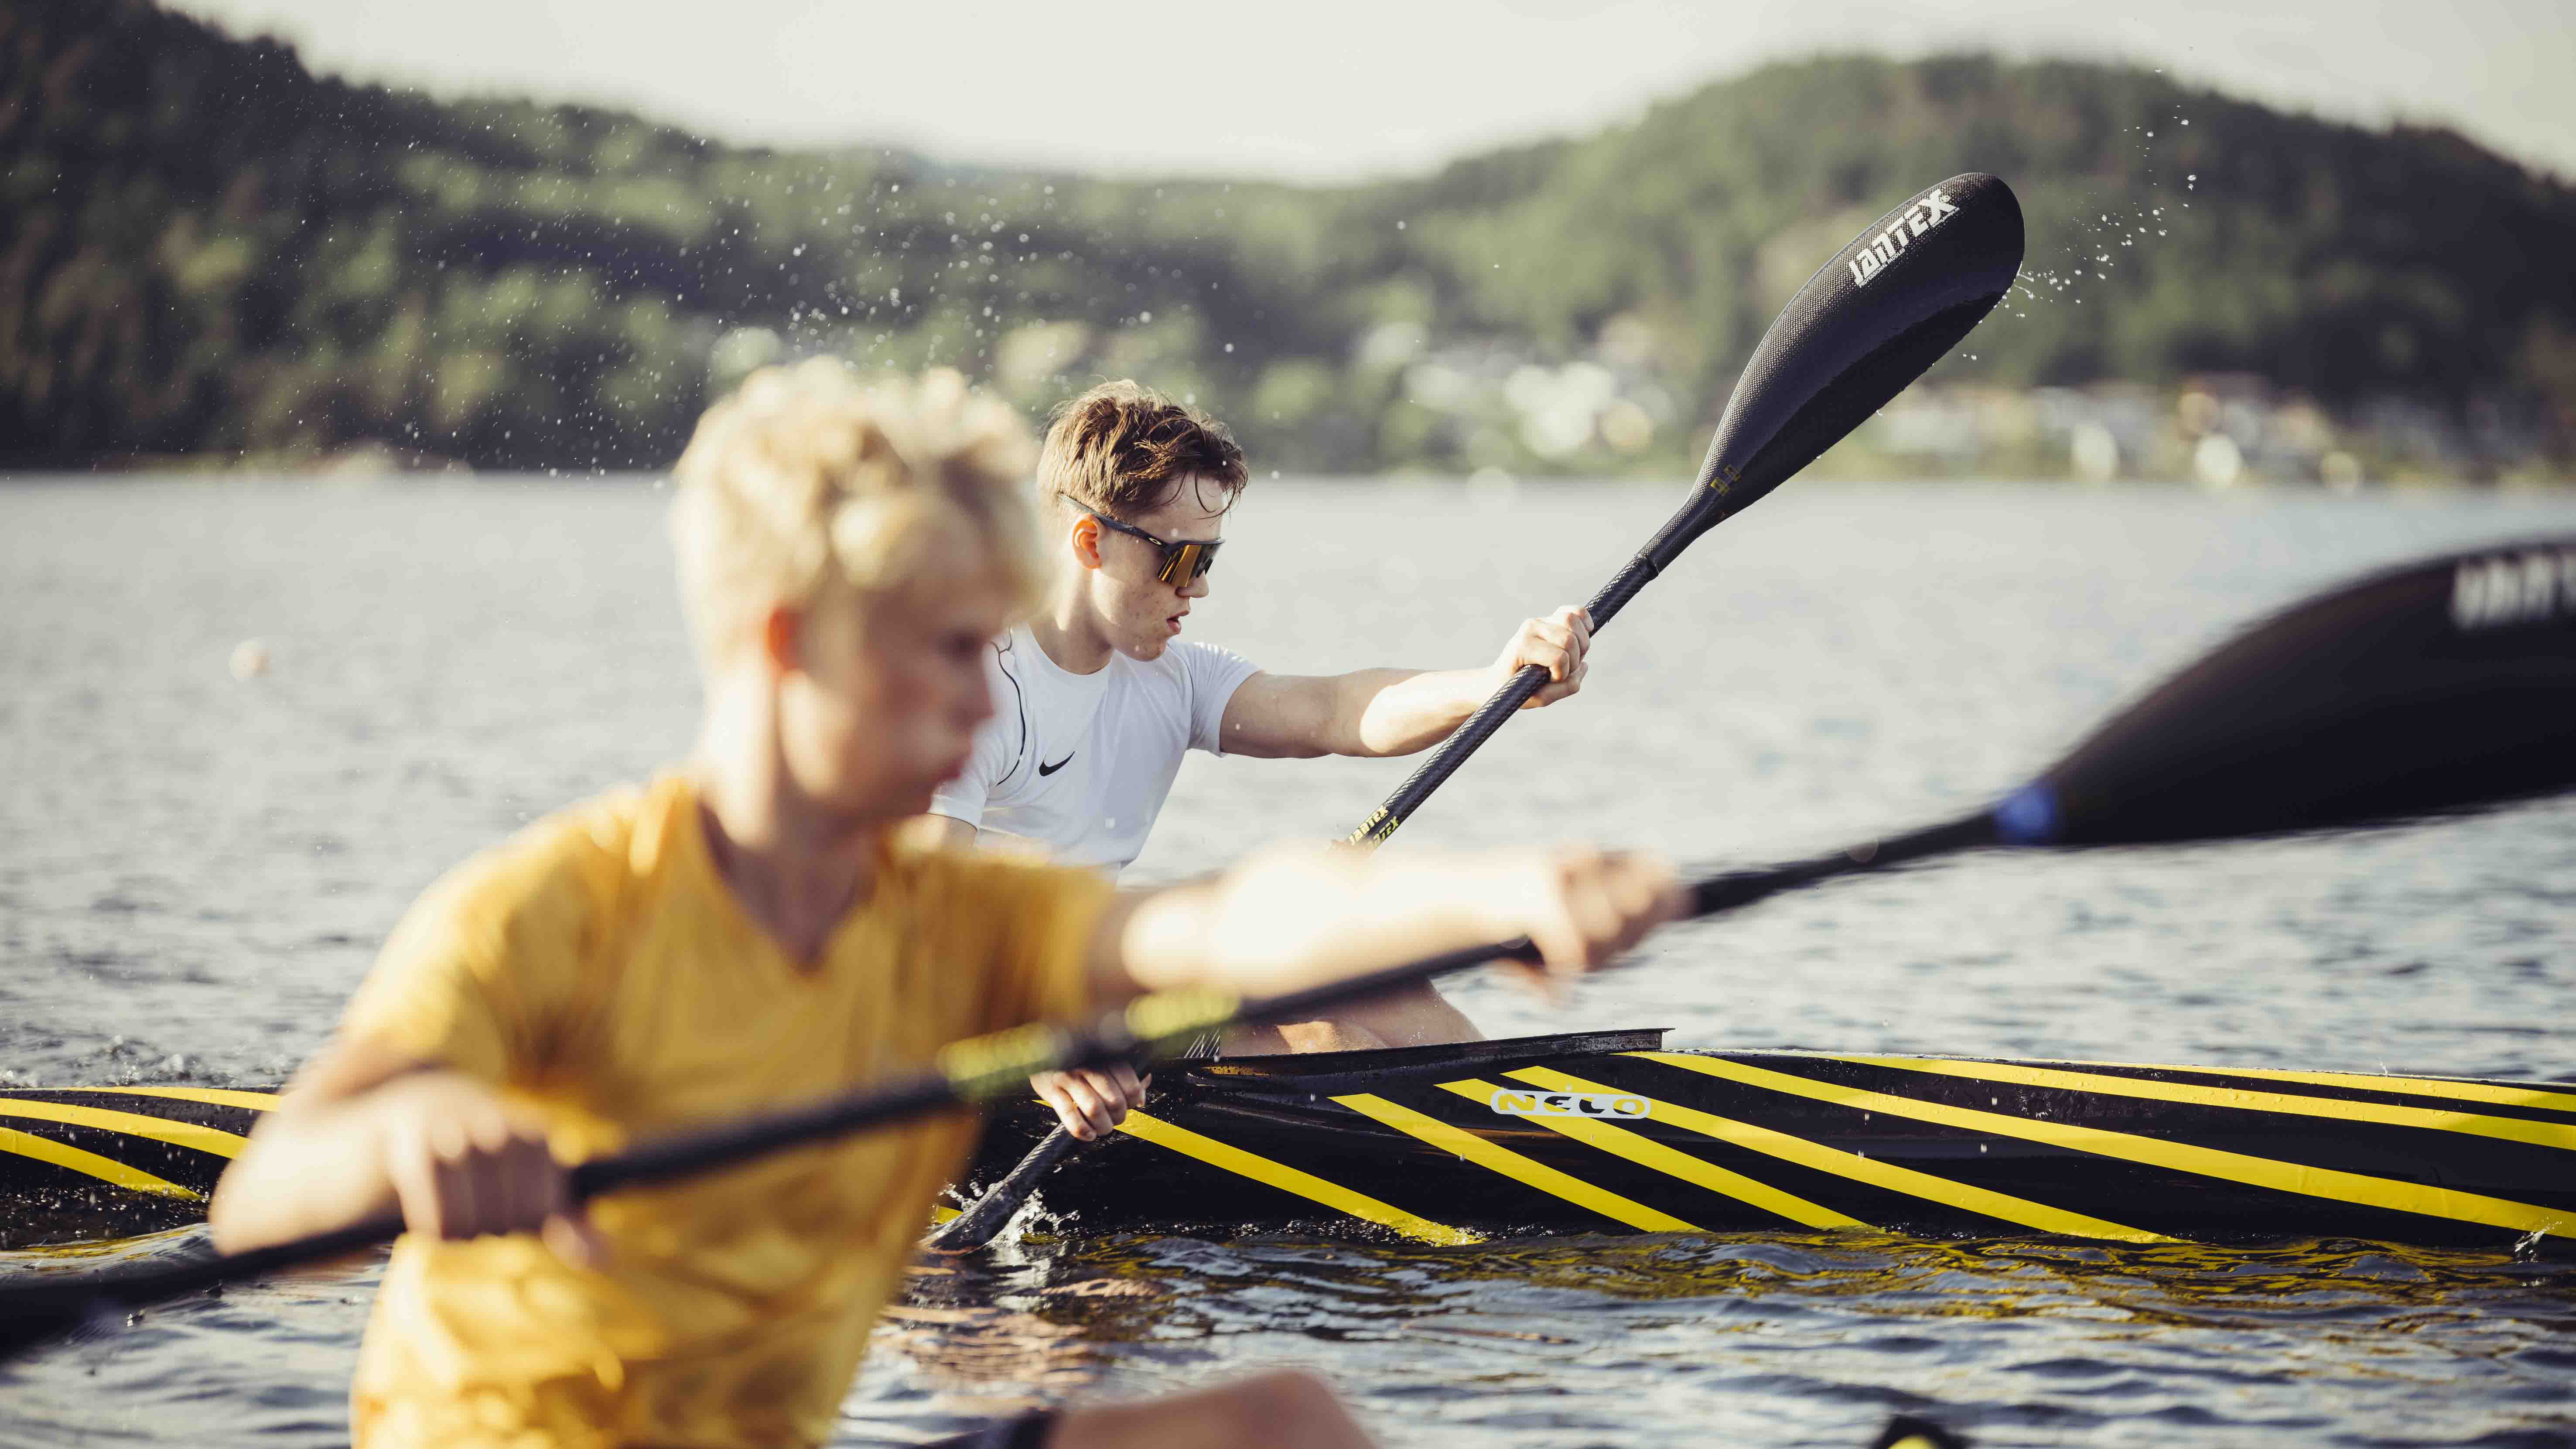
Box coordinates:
[1039,379,1248,520]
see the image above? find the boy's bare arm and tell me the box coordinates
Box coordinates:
[1089,840,1676,1007]
[1225,981,1485,1055]
[209,1035,601,1263]
[1214,606,1591,759]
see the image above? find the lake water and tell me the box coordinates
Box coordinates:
[3,476,2575,1446]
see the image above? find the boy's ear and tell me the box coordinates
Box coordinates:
[1069,514,1104,571]
[760,604,800,672]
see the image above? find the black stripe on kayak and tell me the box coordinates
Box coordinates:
[3,1089,269,1138]
[950,1100,1459,1240]
[977,1049,2576,1249]
[1330,1072,2010,1238]
[1947,1059,2576,1129]
[1608,1055,2576,1250]
[1537,1055,2223,1240]
[1180,1087,1640,1236]
[0,1120,237,1197]
[0,1154,212,1250]
[985,1081,1635,1238]
[1733,1055,2576,1198]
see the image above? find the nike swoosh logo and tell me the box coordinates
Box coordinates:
[1038,752,1076,777]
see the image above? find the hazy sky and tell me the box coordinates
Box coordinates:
[170,0,2576,182]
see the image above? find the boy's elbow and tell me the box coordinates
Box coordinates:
[1322,711,1386,758]
[205,1163,262,1253]
[205,1119,310,1253]
[203,1094,351,1253]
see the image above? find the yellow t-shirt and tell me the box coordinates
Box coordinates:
[337,772,1111,1449]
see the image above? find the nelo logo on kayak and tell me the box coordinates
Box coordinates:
[2451,548,2576,631]
[1489,1090,1651,1120]
[1846,187,1960,288]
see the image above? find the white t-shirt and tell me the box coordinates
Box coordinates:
[928,625,1261,874]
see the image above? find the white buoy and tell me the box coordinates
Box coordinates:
[229,639,271,680]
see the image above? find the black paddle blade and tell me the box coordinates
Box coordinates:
[1995,538,2576,846]
[1647,173,2025,571]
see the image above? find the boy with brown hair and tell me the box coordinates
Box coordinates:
[925,381,1595,1079]
[207,362,1676,1449]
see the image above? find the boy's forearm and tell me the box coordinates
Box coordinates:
[1346,666,1488,756]
[208,1076,422,1252]
[1340,608,1589,755]
[1101,844,1514,1005]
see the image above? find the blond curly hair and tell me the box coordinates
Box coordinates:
[670,362,1042,651]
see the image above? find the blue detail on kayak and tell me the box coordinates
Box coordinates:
[1992,782,2061,845]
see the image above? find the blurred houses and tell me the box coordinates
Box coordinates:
[10,6,2574,484]
[1855,377,2570,486]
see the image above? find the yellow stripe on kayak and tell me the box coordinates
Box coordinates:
[0,1098,251,1157]
[1332,1092,1702,1234]
[1641,1053,2576,1241]
[0,1125,199,1198]
[1437,1078,1867,1231]
[1822,1055,2576,1155]
[77,1086,280,1113]
[1539,1064,2172,1243]
[1114,1109,1482,1246]
[2154,1066,2576,1119]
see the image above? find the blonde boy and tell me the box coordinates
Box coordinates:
[208,362,1675,1449]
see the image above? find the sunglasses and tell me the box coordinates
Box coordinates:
[1071,503,1223,586]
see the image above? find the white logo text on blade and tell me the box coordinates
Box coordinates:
[2451,548,2576,631]
[1847,188,1960,288]
[1489,1089,1652,1121]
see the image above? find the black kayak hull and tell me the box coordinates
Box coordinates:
[8,1032,2574,1252]
[960,1030,2576,1251]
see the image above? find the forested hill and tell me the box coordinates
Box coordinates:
[6,0,2573,474]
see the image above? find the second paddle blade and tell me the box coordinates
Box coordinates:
[2012,538,2576,845]
[1654,173,2024,571]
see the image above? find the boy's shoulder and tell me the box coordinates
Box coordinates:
[417,777,670,929]
[1117,639,1255,708]
[888,816,1087,882]
[884,822,1114,919]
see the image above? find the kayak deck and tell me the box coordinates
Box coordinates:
[7,1033,2574,1253]
[964,1030,2576,1250]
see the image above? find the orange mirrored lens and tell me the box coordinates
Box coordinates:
[1159,540,1219,584]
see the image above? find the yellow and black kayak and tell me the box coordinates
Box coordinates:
[7,1031,2574,1252]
